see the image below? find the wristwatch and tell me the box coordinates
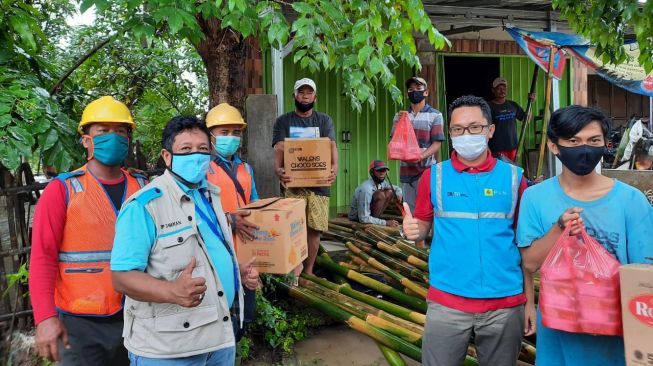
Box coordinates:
[556,215,566,230]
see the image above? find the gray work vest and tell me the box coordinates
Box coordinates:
[122,170,243,358]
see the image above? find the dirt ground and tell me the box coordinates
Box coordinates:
[245,323,420,366]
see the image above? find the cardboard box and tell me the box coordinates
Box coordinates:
[621,264,653,366]
[284,138,332,187]
[235,198,307,274]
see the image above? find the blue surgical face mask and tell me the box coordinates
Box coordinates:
[213,135,241,157]
[89,133,129,166]
[170,152,211,184]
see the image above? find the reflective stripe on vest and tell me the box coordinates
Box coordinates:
[433,162,519,219]
[206,160,253,213]
[428,160,524,298]
[55,165,142,316]
[58,250,112,263]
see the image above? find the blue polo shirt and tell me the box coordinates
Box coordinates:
[111,178,236,307]
[517,177,653,366]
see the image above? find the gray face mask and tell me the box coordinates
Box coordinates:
[452,135,488,160]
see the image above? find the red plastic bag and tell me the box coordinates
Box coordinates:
[539,226,622,336]
[388,111,421,162]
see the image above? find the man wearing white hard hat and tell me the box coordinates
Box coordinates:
[273,78,338,277]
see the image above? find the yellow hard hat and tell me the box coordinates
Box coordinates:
[205,103,247,129]
[78,96,135,134]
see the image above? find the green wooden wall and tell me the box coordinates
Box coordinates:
[264,52,572,213]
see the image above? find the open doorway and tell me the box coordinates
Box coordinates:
[443,56,500,108]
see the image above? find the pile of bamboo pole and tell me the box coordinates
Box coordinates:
[272,219,538,366]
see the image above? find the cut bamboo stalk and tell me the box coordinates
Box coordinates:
[377,342,407,366]
[404,288,422,297]
[347,242,428,298]
[376,242,428,271]
[366,315,422,344]
[348,253,406,289]
[299,278,424,335]
[277,280,422,361]
[366,226,398,243]
[302,273,426,325]
[308,260,428,313]
[339,261,360,271]
[520,340,536,364]
[304,286,423,345]
[349,241,429,284]
[354,231,379,245]
[328,223,354,234]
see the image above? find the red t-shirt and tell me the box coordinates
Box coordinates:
[28,175,125,325]
[413,151,529,313]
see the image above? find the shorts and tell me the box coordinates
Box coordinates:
[285,188,330,232]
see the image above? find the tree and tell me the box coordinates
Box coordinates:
[64,17,209,165]
[0,1,82,172]
[554,0,653,72]
[81,0,449,111]
[0,0,210,172]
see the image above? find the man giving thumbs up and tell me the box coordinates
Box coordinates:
[401,96,533,366]
[111,116,254,365]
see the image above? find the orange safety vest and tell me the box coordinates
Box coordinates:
[206,160,252,213]
[55,165,145,315]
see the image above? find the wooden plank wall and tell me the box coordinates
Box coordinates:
[442,39,524,55]
[572,59,588,106]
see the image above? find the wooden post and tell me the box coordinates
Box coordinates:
[536,47,557,178]
[516,67,540,161]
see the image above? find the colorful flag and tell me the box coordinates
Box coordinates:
[506,25,653,97]
[505,26,567,80]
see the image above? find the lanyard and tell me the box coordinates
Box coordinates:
[195,191,240,293]
[196,192,226,243]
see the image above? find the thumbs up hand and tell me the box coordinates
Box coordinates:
[402,202,421,241]
[170,257,207,307]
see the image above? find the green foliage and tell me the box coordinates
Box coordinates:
[554,0,653,73]
[0,0,208,171]
[253,287,331,353]
[67,16,208,164]
[237,336,252,359]
[82,0,449,111]
[0,68,81,171]
[3,263,28,298]
[0,1,83,172]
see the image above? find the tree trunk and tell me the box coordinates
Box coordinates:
[195,18,248,110]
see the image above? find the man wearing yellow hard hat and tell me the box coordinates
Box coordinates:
[205,103,260,342]
[206,103,259,213]
[29,96,145,365]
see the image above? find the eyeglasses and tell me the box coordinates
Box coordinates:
[449,124,490,136]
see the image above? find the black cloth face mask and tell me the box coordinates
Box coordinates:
[408,90,426,104]
[556,144,606,176]
[295,100,314,112]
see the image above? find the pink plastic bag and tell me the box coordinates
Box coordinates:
[539,226,622,336]
[388,111,421,162]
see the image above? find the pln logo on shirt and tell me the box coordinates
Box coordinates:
[483,188,508,197]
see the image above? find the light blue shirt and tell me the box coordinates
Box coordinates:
[517,176,653,366]
[111,178,237,307]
